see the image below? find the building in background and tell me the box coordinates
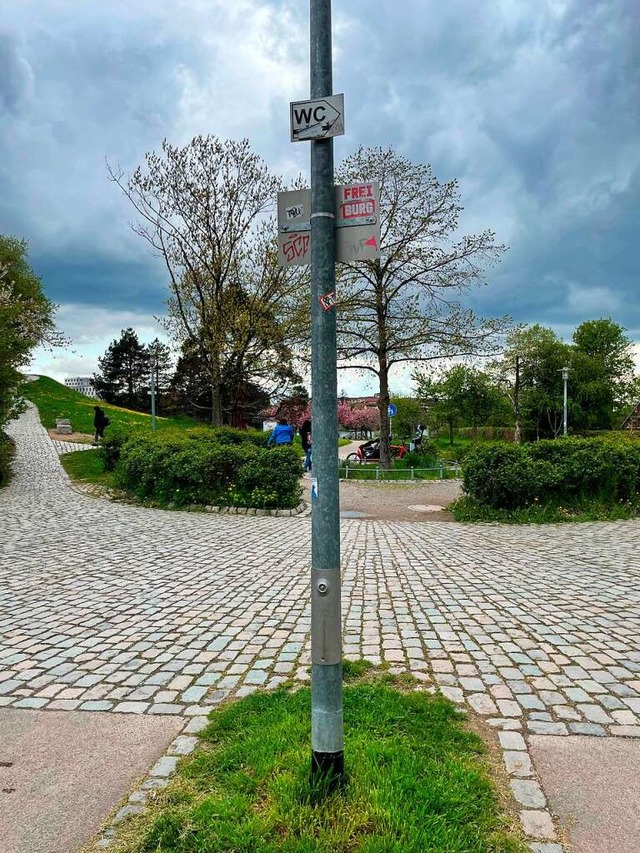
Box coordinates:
[64,376,100,399]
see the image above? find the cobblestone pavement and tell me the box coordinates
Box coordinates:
[2,406,640,849]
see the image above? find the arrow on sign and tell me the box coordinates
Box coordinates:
[293,101,341,139]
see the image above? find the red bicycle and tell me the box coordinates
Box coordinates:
[346,437,409,464]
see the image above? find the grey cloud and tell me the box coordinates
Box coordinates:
[0,30,33,114]
[0,0,638,351]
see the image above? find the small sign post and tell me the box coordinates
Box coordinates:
[277,183,380,267]
[290,94,344,141]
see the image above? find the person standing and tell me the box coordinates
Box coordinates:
[267,417,294,446]
[300,418,312,472]
[93,406,109,443]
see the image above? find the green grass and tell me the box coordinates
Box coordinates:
[60,448,116,489]
[340,461,459,481]
[107,671,525,853]
[451,494,640,524]
[21,376,198,434]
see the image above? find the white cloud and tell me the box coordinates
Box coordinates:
[28,304,170,383]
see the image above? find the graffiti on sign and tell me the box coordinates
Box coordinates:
[277,184,380,266]
[281,232,310,264]
[286,204,305,220]
[319,290,337,311]
[339,184,377,220]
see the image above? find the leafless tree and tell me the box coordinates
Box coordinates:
[335,146,509,464]
[109,136,307,425]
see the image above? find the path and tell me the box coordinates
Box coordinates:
[1,405,639,852]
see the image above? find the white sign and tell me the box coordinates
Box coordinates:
[290,94,345,142]
[277,183,381,267]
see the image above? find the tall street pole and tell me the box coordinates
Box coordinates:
[309,0,343,784]
[562,366,569,437]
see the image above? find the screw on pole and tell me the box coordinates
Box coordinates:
[309,0,343,787]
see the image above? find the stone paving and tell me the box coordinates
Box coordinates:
[2,405,640,850]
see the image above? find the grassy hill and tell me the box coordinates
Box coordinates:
[21,376,197,434]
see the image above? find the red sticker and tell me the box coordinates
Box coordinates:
[319,291,337,311]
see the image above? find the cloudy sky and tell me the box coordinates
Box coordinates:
[1,0,638,394]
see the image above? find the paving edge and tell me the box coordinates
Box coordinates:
[69,481,311,518]
[438,688,568,852]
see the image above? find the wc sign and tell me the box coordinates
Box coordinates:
[290,94,345,141]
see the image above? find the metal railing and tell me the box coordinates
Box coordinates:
[340,460,460,481]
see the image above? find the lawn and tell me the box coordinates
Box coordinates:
[60,448,116,489]
[21,376,198,434]
[103,667,525,853]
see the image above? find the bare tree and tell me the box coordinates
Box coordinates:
[335,146,509,464]
[109,136,306,425]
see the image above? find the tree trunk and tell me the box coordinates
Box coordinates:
[378,360,392,468]
[210,355,223,426]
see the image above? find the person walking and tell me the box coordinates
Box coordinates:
[267,417,294,447]
[93,406,109,444]
[300,418,312,471]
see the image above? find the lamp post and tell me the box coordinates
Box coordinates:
[561,366,569,437]
[150,356,158,431]
[309,0,343,786]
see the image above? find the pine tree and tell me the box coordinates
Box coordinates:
[94,328,150,410]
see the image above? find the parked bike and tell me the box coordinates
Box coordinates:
[346,437,409,464]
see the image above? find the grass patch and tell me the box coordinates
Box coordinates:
[60,448,116,489]
[107,673,525,853]
[21,376,198,434]
[340,462,459,481]
[451,494,640,524]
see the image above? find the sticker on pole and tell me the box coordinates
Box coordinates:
[319,291,337,311]
[290,94,345,142]
[311,478,319,500]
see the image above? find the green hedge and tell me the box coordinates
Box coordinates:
[462,437,640,509]
[0,431,15,488]
[100,425,268,472]
[102,429,301,510]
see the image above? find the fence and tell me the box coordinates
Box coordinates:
[341,460,461,481]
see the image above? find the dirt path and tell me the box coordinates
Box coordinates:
[302,476,463,522]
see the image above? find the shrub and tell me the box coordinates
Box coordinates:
[0,431,15,487]
[98,426,134,471]
[401,446,438,469]
[462,443,558,509]
[113,430,302,509]
[463,436,640,510]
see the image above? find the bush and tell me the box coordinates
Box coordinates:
[463,436,640,510]
[462,443,557,509]
[113,430,302,509]
[0,431,15,487]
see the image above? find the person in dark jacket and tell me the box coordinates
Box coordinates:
[93,406,109,443]
[267,417,294,446]
[299,418,312,471]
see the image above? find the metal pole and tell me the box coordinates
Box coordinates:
[562,367,568,437]
[310,0,343,785]
[150,357,157,431]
